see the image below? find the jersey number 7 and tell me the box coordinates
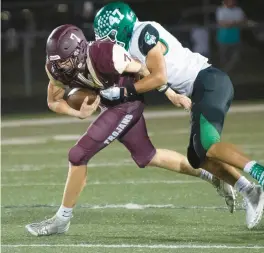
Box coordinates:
[124,53,131,62]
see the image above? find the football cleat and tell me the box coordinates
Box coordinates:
[212,177,236,213]
[25,215,71,236]
[244,184,264,229]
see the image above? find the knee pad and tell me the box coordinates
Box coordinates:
[68,144,89,166]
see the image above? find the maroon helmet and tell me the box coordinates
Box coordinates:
[46,24,89,84]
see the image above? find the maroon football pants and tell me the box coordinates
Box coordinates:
[68,101,156,168]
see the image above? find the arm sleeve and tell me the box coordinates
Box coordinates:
[138,24,160,56]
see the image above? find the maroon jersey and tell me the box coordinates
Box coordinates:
[46,40,138,90]
[46,40,143,106]
[87,41,135,89]
[87,41,143,105]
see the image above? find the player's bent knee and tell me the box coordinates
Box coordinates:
[135,157,151,168]
[191,127,220,168]
[187,146,201,169]
[146,152,159,167]
[203,137,220,154]
[206,142,221,158]
[134,149,157,168]
[68,145,89,166]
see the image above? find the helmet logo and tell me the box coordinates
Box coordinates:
[129,11,135,20]
[49,55,61,61]
[74,49,80,56]
[144,32,157,45]
[70,33,81,43]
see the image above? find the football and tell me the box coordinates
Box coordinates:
[66,88,98,110]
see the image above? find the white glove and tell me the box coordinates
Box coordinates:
[100,87,124,101]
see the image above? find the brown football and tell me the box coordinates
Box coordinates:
[66,88,98,110]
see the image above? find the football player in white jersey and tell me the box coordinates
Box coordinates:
[94,2,264,229]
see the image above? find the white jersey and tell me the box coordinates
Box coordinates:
[129,21,210,96]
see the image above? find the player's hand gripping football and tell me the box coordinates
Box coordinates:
[79,95,100,119]
[165,88,192,111]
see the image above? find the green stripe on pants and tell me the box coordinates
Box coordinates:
[200,114,220,151]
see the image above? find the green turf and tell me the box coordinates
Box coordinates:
[1,109,264,253]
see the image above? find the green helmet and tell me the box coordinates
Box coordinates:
[93,2,137,50]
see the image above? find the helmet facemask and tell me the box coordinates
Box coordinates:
[50,41,87,83]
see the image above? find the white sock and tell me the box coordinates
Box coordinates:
[234,176,253,196]
[200,169,213,183]
[244,161,256,173]
[56,205,73,221]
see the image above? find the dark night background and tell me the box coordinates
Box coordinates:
[1,0,264,114]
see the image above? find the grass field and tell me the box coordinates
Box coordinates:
[1,105,264,253]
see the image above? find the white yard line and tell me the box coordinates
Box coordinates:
[2,104,264,128]
[1,161,134,172]
[72,204,224,210]
[2,244,264,249]
[2,129,264,146]
[1,148,69,155]
[1,145,129,154]
[1,180,202,187]
[1,203,242,211]
[1,129,188,146]
[1,138,48,145]
[2,142,263,155]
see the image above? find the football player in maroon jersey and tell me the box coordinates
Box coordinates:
[25,25,235,236]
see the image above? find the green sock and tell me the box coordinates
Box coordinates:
[249,163,264,186]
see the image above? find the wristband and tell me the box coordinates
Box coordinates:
[126,82,138,97]
[157,84,169,93]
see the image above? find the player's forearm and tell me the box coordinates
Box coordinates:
[133,73,167,93]
[48,99,80,118]
[164,87,175,98]
[124,60,150,77]
[138,64,150,77]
